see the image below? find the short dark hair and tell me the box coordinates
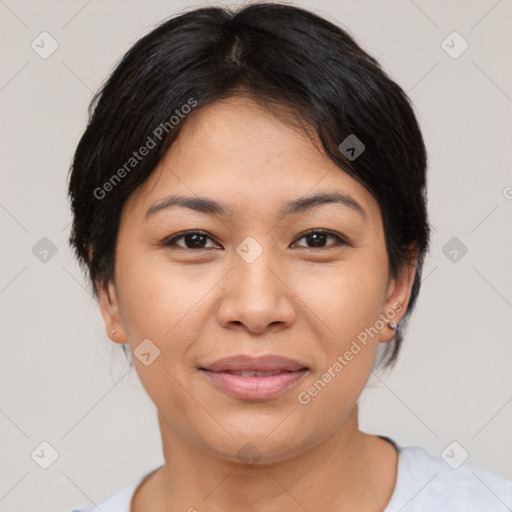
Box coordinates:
[68,2,430,368]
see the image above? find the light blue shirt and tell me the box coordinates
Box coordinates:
[68,438,512,511]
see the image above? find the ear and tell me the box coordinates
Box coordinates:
[97,278,128,345]
[379,245,419,343]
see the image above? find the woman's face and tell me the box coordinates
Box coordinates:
[99,96,414,464]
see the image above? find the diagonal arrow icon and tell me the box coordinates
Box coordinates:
[338,134,365,161]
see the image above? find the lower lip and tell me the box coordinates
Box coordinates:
[200,369,308,400]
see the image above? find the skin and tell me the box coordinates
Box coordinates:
[98,96,417,512]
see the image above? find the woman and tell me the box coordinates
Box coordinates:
[67,3,512,511]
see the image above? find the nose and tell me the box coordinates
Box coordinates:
[216,246,296,334]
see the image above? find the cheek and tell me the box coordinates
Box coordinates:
[113,254,197,409]
[291,266,384,432]
[292,257,388,343]
[114,253,208,425]
[116,250,214,341]
[289,256,387,403]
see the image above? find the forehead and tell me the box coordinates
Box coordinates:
[124,96,379,222]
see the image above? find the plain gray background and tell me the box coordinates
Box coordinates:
[1,1,511,511]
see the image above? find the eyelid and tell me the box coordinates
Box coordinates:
[291,229,350,248]
[162,230,221,249]
[162,228,350,250]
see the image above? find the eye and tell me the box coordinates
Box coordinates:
[162,230,220,250]
[292,229,348,249]
[161,229,349,251]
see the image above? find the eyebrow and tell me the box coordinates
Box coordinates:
[145,191,366,220]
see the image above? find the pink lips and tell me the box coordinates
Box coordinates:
[199,355,309,400]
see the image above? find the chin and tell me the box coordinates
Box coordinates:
[195,420,313,466]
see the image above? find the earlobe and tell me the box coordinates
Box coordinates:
[379,246,418,343]
[97,279,127,344]
[379,301,402,344]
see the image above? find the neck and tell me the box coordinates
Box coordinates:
[135,404,398,512]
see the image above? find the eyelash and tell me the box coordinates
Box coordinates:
[161,229,349,250]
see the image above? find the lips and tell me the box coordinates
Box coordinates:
[200,354,308,373]
[199,355,309,400]
[221,370,288,377]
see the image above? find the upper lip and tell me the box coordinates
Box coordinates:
[200,355,308,372]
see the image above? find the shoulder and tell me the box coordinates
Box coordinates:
[384,443,512,512]
[67,474,146,512]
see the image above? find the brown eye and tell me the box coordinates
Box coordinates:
[293,230,348,249]
[163,231,220,250]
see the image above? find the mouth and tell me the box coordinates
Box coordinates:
[198,355,309,400]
